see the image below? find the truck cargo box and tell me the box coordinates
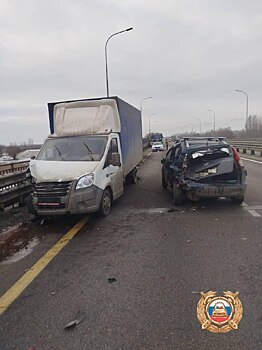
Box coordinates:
[47,96,143,177]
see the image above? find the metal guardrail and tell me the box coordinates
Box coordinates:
[229,141,262,157]
[0,160,32,211]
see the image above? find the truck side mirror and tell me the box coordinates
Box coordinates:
[110,152,121,167]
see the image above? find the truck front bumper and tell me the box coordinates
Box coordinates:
[33,183,103,216]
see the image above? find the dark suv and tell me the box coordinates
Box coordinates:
[161,137,247,205]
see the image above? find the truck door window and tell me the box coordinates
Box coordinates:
[105,138,119,167]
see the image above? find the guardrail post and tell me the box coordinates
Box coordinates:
[251,149,255,155]
[243,148,246,154]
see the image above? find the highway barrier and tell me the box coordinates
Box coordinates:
[230,140,262,157]
[0,160,32,211]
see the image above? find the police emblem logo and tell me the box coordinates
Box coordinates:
[197,291,243,333]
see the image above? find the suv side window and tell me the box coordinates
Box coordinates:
[165,148,173,161]
[174,145,181,159]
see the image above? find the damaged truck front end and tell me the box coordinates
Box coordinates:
[162,138,247,204]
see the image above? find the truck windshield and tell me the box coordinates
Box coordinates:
[37,136,108,161]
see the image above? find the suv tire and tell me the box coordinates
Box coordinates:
[172,182,183,205]
[231,196,244,204]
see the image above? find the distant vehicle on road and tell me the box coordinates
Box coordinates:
[151,132,163,143]
[151,141,164,152]
[15,149,40,160]
[161,137,247,204]
[0,155,13,162]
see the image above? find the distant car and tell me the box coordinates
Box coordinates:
[15,149,40,160]
[161,137,247,204]
[0,155,13,162]
[151,141,164,152]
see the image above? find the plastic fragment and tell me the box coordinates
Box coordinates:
[64,311,86,329]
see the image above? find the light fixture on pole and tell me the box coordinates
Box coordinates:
[207,109,216,132]
[235,89,248,131]
[194,117,201,133]
[105,27,133,97]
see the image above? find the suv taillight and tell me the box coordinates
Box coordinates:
[232,146,243,167]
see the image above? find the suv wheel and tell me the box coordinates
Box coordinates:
[172,182,183,205]
[231,196,244,205]
[162,174,167,189]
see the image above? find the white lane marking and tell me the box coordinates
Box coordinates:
[242,157,262,164]
[245,205,262,210]
[242,202,248,207]
[247,209,261,217]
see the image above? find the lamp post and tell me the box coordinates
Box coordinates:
[105,27,133,97]
[235,89,248,131]
[140,97,152,135]
[207,109,216,132]
[148,113,156,134]
[194,117,201,133]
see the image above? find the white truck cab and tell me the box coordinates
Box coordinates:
[28,97,142,217]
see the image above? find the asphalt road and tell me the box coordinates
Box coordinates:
[0,152,261,349]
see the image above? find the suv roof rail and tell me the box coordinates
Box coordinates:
[181,137,226,141]
[180,137,227,147]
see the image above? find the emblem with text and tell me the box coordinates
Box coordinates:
[197,291,243,333]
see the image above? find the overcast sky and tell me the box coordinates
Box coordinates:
[1,0,262,144]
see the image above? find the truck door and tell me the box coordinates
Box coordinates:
[104,137,124,199]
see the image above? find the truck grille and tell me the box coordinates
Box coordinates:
[34,181,72,210]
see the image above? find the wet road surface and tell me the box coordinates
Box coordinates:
[0,152,261,349]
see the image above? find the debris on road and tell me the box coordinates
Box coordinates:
[241,237,247,240]
[167,208,180,212]
[187,240,192,243]
[64,311,86,329]
[108,277,117,284]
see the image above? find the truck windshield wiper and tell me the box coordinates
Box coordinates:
[82,142,95,161]
[54,145,65,160]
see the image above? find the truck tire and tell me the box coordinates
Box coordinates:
[99,188,112,217]
[127,169,137,184]
[172,182,183,205]
[26,195,37,215]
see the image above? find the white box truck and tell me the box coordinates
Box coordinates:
[28,97,143,217]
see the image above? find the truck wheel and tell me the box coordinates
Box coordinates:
[99,188,112,217]
[128,169,137,184]
[172,182,183,205]
[26,195,37,215]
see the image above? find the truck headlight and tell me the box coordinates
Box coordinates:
[76,173,94,190]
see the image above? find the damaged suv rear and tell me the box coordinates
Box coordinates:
[161,137,247,205]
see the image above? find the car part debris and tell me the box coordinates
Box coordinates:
[167,208,180,212]
[108,277,117,283]
[64,311,86,329]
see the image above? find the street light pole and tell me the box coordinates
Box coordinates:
[105,27,133,97]
[194,117,201,133]
[235,89,249,130]
[140,97,152,136]
[207,109,216,132]
[148,113,156,134]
